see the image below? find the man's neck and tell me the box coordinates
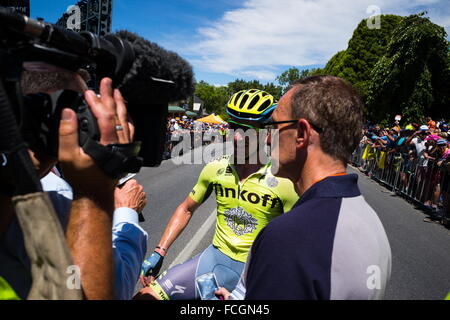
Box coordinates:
[295,151,346,196]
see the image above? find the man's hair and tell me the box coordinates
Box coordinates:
[289,75,364,164]
[21,69,90,95]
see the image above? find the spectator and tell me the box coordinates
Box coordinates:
[428,119,437,133]
[423,139,448,221]
[406,126,430,201]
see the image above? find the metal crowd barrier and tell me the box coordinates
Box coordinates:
[352,144,450,227]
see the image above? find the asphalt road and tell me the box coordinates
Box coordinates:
[136,146,218,271]
[135,146,450,300]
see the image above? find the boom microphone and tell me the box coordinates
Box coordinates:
[114,30,195,104]
[113,30,195,167]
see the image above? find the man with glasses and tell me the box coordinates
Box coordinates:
[217,76,392,300]
[249,76,391,299]
[135,89,298,300]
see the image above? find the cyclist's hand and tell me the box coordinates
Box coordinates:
[140,251,164,286]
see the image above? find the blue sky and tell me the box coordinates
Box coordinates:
[31,0,450,86]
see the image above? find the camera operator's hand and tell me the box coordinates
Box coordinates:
[61,78,134,300]
[114,89,135,143]
[58,78,130,199]
[115,179,147,213]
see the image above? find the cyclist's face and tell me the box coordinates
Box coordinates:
[229,119,262,163]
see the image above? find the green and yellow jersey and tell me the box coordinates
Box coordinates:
[189,155,299,262]
[0,277,20,300]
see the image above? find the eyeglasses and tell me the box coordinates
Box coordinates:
[228,120,261,132]
[263,119,323,133]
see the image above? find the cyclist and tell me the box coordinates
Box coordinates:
[137,89,299,300]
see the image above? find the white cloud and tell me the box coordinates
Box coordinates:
[189,0,450,81]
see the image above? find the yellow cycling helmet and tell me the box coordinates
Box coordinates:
[227,89,276,123]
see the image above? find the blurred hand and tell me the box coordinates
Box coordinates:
[58,78,130,199]
[115,179,147,213]
[215,287,231,300]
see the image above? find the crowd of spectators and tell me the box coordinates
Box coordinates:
[164,116,228,158]
[353,117,450,226]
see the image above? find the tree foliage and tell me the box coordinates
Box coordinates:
[194,80,229,117]
[323,15,403,98]
[366,13,450,123]
[276,67,323,93]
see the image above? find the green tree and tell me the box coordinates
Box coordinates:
[276,67,323,93]
[194,80,229,116]
[323,15,403,98]
[226,79,265,94]
[366,13,450,123]
[276,67,300,88]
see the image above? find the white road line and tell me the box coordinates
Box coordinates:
[169,209,217,268]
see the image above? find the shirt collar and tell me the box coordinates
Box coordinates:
[295,173,361,207]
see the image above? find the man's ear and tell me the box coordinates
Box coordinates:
[296,119,310,148]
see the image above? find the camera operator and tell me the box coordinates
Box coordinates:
[0,66,148,299]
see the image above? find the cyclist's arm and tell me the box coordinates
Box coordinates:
[154,162,216,256]
[155,196,201,256]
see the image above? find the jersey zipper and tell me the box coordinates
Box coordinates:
[230,162,265,205]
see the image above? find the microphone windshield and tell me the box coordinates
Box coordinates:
[114,30,195,104]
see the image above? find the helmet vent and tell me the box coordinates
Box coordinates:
[239,95,249,108]
[257,100,272,112]
[247,96,260,110]
[234,91,243,102]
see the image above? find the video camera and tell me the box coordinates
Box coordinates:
[0,7,195,184]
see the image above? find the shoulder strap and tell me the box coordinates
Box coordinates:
[13,192,83,300]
